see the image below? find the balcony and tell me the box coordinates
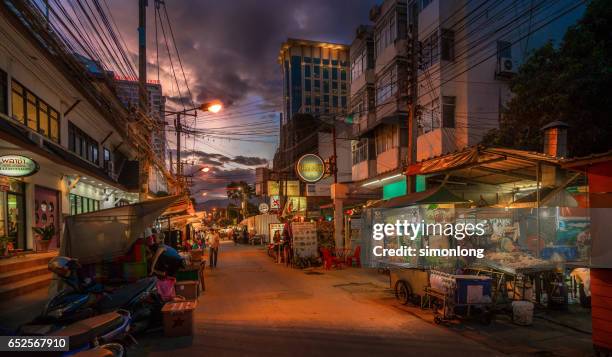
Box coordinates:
[376,147,400,175]
[352,159,376,182]
[350,69,375,97]
[374,39,408,76]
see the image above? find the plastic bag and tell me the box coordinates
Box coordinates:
[156,277,176,302]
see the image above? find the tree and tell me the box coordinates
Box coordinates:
[226,181,255,216]
[482,0,612,157]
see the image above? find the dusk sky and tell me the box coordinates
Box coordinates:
[95,0,582,202]
[101,0,377,201]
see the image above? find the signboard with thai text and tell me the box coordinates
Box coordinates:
[0,155,39,177]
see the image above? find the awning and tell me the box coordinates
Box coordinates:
[372,186,469,209]
[60,195,184,264]
[159,197,195,217]
[407,146,561,186]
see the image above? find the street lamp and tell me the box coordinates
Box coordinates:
[164,101,223,180]
[201,167,211,173]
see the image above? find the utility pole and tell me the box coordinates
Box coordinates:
[175,113,182,177]
[138,0,150,201]
[332,124,338,183]
[407,3,419,194]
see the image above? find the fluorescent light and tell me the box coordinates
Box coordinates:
[362,179,380,187]
[381,174,402,182]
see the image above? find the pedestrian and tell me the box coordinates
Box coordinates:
[208,229,220,268]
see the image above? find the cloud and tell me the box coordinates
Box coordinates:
[231,155,268,166]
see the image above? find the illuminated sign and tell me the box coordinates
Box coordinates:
[295,154,325,183]
[270,195,280,210]
[268,180,300,196]
[0,155,39,177]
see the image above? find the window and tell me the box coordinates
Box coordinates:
[351,48,366,80]
[442,96,456,128]
[420,30,439,70]
[375,125,398,154]
[420,97,440,134]
[441,29,455,61]
[375,12,397,55]
[497,40,512,58]
[304,65,311,78]
[9,80,60,142]
[420,0,432,12]
[341,96,347,108]
[323,67,329,79]
[323,81,329,94]
[0,69,7,115]
[332,68,338,80]
[376,67,397,105]
[68,122,99,164]
[332,96,338,107]
[314,80,320,91]
[70,194,101,215]
[305,96,312,105]
[352,139,369,165]
[314,66,320,78]
[341,69,347,81]
[305,80,311,92]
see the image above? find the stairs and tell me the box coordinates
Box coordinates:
[0,252,56,300]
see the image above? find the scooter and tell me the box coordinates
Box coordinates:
[19,310,133,356]
[29,257,162,333]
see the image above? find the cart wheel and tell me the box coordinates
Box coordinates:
[434,316,442,325]
[395,281,412,305]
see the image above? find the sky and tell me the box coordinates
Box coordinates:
[102,0,377,202]
[90,0,584,203]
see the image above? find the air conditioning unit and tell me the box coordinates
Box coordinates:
[27,131,44,147]
[498,57,518,75]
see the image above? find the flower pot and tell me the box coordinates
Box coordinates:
[36,239,51,252]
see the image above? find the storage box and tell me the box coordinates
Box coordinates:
[175,280,199,300]
[454,275,492,304]
[161,300,197,337]
[190,249,204,262]
[176,264,201,282]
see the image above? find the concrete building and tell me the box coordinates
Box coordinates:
[350,0,411,200]
[114,79,168,194]
[0,3,143,256]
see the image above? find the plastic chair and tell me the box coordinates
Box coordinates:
[345,246,361,267]
[320,248,343,270]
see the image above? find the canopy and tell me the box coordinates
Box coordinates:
[373,186,469,209]
[60,195,184,264]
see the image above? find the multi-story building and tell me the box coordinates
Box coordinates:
[273,39,352,215]
[114,79,168,194]
[0,2,144,254]
[350,0,411,199]
[413,0,572,161]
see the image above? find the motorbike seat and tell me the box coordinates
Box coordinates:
[97,277,156,312]
[50,311,123,348]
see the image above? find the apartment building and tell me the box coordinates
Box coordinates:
[114,79,168,194]
[350,0,411,199]
[0,3,142,251]
[413,0,572,161]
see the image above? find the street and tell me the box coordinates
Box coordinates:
[133,242,499,356]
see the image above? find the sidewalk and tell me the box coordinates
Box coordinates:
[316,265,594,356]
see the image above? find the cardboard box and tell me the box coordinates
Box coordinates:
[161,300,197,337]
[175,280,198,300]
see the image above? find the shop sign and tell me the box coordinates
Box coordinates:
[267,181,279,195]
[291,222,318,258]
[0,155,39,177]
[267,180,300,196]
[270,195,280,210]
[306,183,331,197]
[259,202,270,214]
[296,154,325,183]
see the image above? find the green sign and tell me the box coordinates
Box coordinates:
[383,179,407,200]
[0,155,39,177]
[296,154,325,183]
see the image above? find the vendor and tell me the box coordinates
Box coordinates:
[147,235,185,277]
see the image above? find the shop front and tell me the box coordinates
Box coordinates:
[0,177,26,251]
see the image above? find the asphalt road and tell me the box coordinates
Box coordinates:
[133,241,499,357]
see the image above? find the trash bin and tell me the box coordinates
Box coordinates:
[512,300,534,326]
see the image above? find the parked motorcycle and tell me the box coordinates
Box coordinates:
[18,310,132,356]
[27,257,163,333]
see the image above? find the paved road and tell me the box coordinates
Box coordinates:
[134,241,499,356]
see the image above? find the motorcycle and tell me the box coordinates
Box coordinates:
[27,257,163,333]
[18,310,133,356]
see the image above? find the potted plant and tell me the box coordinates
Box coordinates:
[33,224,55,252]
[0,236,11,257]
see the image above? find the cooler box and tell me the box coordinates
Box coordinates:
[454,275,492,304]
[176,281,199,300]
[162,300,197,337]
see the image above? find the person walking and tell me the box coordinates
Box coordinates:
[208,229,220,269]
